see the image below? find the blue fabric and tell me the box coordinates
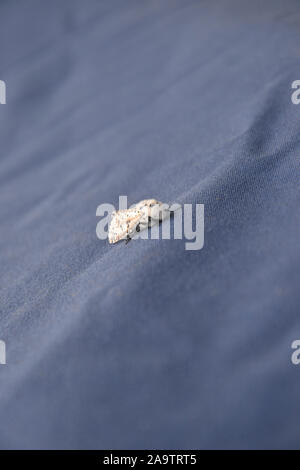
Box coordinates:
[0,0,299,449]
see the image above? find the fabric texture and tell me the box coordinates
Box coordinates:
[0,0,299,449]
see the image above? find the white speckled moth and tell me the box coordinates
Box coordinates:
[108,199,171,244]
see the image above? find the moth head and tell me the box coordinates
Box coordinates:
[148,200,170,221]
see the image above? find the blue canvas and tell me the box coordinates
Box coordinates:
[0,0,299,449]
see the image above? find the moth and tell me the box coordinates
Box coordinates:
[108,199,171,244]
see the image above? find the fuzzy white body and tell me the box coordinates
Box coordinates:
[108,199,170,244]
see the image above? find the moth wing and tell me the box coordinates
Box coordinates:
[108,208,143,244]
[126,211,145,237]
